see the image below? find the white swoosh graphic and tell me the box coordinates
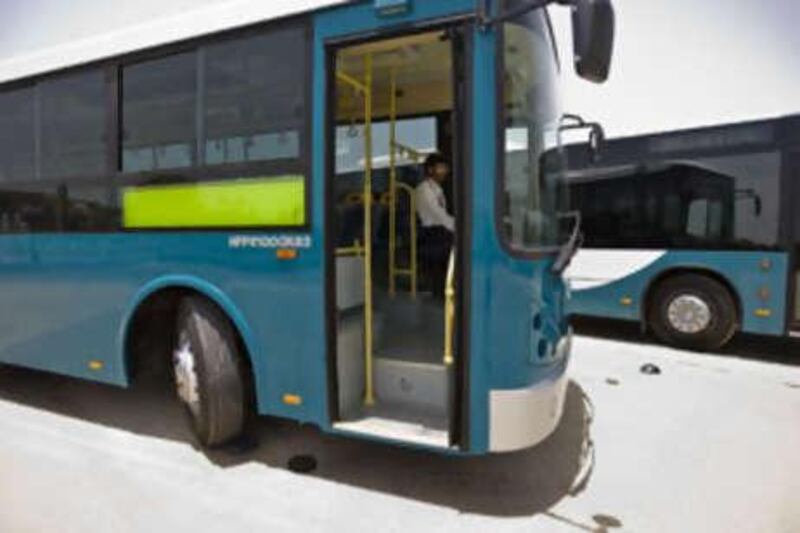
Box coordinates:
[564,249,667,290]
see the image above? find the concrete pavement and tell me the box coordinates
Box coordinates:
[0,323,798,533]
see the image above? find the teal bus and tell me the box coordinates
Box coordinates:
[0,0,613,454]
[565,116,800,351]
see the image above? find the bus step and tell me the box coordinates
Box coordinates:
[374,357,448,418]
[334,407,450,449]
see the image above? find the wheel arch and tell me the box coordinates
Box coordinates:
[119,275,261,398]
[640,266,742,332]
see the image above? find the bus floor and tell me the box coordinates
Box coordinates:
[335,291,451,449]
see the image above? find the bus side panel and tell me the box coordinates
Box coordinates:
[0,234,128,384]
[567,250,790,336]
[0,232,327,425]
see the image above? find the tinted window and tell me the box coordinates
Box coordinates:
[790,150,800,246]
[122,52,196,172]
[204,27,306,165]
[60,183,118,232]
[0,88,35,182]
[570,152,782,250]
[0,181,116,233]
[40,70,107,179]
[0,184,59,232]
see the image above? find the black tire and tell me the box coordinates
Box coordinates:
[174,296,248,447]
[648,273,738,351]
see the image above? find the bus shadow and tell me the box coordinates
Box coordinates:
[571,316,800,366]
[0,364,601,519]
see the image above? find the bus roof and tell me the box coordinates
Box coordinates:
[566,114,800,170]
[0,0,353,85]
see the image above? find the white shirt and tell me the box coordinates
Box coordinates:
[415,178,454,232]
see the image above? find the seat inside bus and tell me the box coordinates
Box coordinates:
[331,30,457,446]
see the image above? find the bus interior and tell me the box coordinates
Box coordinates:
[329,29,462,448]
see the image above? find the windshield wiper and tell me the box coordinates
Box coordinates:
[552,210,583,274]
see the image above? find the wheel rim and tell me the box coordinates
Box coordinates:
[667,294,712,334]
[173,341,201,417]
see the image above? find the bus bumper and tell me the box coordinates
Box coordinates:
[488,331,571,453]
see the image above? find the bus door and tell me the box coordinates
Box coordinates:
[326,23,470,450]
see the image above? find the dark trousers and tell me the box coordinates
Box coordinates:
[419,225,453,298]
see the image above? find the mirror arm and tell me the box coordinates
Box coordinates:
[560,113,587,127]
[478,0,573,30]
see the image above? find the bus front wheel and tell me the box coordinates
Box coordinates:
[173,296,248,447]
[648,274,738,352]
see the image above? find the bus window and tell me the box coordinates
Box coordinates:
[40,70,107,180]
[122,52,196,172]
[686,199,708,239]
[204,27,306,165]
[0,87,35,183]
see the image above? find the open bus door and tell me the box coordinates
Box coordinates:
[324,21,470,450]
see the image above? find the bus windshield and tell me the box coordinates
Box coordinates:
[500,9,564,251]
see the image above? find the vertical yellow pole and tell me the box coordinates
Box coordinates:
[363,53,375,407]
[443,249,456,366]
[388,67,398,297]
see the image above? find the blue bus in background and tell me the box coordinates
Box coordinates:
[0,1,614,454]
[565,116,800,351]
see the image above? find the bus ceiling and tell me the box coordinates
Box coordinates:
[336,31,453,120]
[477,0,615,83]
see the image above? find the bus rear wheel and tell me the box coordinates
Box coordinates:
[173,296,248,447]
[648,274,738,352]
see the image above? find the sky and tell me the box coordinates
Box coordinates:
[550,0,800,137]
[1,0,798,139]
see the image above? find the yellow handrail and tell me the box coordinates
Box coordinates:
[336,240,365,257]
[393,182,418,299]
[336,56,375,407]
[362,54,375,406]
[443,248,456,366]
[336,70,366,94]
[387,66,419,299]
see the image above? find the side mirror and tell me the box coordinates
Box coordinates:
[560,114,606,164]
[587,123,605,163]
[571,0,615,83]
